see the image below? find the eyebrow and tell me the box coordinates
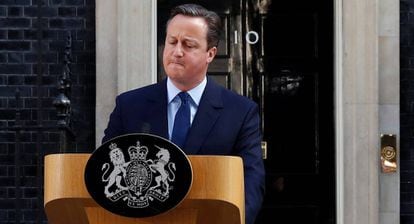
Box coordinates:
[167,35,200,44]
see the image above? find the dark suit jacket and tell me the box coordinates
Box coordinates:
[103,77,265,224]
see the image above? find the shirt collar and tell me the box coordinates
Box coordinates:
[167,76,207,106]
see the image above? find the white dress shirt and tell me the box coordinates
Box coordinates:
[167,77,207,140]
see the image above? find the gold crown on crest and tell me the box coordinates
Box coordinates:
[128,141,148,161]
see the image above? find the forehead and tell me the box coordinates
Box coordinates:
[166,14,208,39]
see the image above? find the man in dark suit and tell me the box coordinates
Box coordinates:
[102,4,265,224]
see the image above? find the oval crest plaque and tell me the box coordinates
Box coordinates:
[84,133,193,218]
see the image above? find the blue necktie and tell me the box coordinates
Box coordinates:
[171,92,191,149]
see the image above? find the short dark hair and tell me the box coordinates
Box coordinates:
[167,4,222,50]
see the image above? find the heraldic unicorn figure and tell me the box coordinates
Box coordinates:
[148,145,176,196]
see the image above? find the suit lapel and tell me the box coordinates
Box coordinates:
[184,78,223,154]
[144,80,169,139]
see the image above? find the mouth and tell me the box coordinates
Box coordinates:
[169,61,184,67]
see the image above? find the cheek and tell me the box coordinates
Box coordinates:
[162,49,170,66]
[163,45,176,56]
[162,47,169,59]
[194,54,208,65]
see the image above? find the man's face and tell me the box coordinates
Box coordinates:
[163,14,217,91]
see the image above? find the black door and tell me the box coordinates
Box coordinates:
[250,1,335,223]
[157,1,335,223]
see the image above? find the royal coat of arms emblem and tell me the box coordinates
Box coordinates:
[85,133,192,218]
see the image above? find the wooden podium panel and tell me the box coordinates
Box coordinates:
[44,154,245,224]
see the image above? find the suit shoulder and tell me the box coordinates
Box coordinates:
[117,82,160,101]
[219,86,257,109]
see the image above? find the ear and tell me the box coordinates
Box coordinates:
[206,47,217,63]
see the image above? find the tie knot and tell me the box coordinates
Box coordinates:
[178,92,189,104]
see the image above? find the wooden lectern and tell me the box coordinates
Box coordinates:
[44,154,245,224]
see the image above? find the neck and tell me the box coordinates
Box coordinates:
[170,77,205,92]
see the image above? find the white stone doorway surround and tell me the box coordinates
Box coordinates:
[95,1,400,223]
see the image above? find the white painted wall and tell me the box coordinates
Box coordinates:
[95,0,157,146]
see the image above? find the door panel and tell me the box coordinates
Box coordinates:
[252,1,335,223]
[263,72,320,174]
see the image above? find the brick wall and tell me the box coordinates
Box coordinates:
[401,0,414,223]
[0,0,95,223]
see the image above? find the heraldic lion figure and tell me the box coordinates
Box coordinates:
[149,146,176,196]
[102,144,128,197]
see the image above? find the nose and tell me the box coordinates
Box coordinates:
[172,43,184,57]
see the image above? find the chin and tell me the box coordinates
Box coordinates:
[166,67,184,75]
[166,72,185,81]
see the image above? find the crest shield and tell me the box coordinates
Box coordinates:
[84,133,193,218]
